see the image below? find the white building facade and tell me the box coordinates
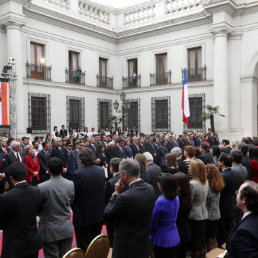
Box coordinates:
[0,0,258,140]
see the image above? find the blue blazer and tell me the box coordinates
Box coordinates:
[226,212,258,257]
[150,194,180,248]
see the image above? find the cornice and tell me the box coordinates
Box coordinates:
[0,12,26,28]
[23,7,117,44]
[204,0,239,16]
[122,80,213,94]
[210,22,233,36]
[23,78,118,94]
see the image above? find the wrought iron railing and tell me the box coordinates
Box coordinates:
[122,75,141,88]
[97,75,113,88]
[65,69,85,85]
[150,71,171,86]
[26,62,51,81]
[182,66,206,82]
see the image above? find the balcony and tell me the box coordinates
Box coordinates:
[182,66,206,82]
[122,75,141,89]
[26,62,51,81]
[150,71,171,86]
[65,69,85,85]
[97,75,113,89]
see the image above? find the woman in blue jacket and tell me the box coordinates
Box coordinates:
[150,173,180,258]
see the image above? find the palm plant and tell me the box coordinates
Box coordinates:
[202,105,225,133]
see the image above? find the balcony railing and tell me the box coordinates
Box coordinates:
[182,66,206,82]
[97,75,113,89]
[150,71,171,86]
[26,62,51,81]
[65,69,85,85]
[122,75,141,88]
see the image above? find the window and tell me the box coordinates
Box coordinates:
[69,99,80,129]
[97,99,112,130]
[152,96,171,131]
[128,59,138,87]
[99,58,107,86]
[28,93,51,133]
[188,94,205,130]
[155,53,168,85]
[156,53,167,73]
[127,101,138,129]
[30,42,45,79]
[69,51,79,71]
[66,96,85,130]
[188,47,202,81]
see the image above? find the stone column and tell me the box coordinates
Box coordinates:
[211,25,231,135]
[5,21,24,138]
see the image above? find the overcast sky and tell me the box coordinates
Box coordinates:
[92,0,150,9]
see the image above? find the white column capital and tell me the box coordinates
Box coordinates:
[210,24,232,37]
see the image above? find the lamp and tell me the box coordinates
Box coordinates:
[113,100,119,111]
[40,58,45,65]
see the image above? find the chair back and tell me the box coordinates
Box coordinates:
[62,247,84,258]
[85,234,110,258]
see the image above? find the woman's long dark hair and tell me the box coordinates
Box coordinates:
[158,173,177,200]
[173,172,192,214]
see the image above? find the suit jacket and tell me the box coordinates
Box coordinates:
[105,173,120,205]
[115,145,126,159]
[0,153,9,194]
[38,175,74,243]
[0,147,10,156]
[226,212,258,258]
[88,143,99,158]
[146,162,161,198]
[241,156,252,180]
[144,141,155,157]
[130,143,140,158]
[159,145,168,167]
[37,150,50,182]
[72,165,105,226]
[0,182,42,258]
[104,179,156,258]
[231,164,248,190]
[220,167,237,219]
[193,136,202,147]
[6,151,21,165]
[51,146,66,167]
[139,143,146,154]
[24,154,40,183]
[198,151,214,165]
[177,139,185,150]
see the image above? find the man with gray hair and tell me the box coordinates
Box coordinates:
[6,141,22,165]
[104,159,155,258]
[143,152,161,198]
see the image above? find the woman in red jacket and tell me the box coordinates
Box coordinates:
[24,145,40,185]
[249,145,258,183]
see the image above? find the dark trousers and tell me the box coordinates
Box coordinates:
[74,223,102,252]
[22,253,38,258]
[42,237,73,258]
[217,218,233,248]
[154,245,179,258]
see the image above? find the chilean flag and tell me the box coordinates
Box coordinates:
[0,82,10,125]
[182,68,190,125]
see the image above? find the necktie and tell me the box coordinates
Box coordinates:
[4,149,7,155]
[17,153,20,162]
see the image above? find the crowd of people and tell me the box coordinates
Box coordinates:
[0,124,258,258]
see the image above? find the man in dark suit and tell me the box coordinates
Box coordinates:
[193,132,203,147]
[177,135,185,150]
[105,157,121,247]
[51,137,67,173]
[222,139,232,153]
[199,142,214,164]
[217,153,237,247]
[144,136,155,157]
[60,125,68,138]
[116,138,126,159]
[72,148,105,252]
[226,181,258,257]
[104,159,155,258]
[138,137,146,153]
[6,141,22,165]
[130,136,140,158]
[144,151,161,198]
[237,143,252,179]
[0,162,42,258]
[37,141,51,183]
[0,137,10,156]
